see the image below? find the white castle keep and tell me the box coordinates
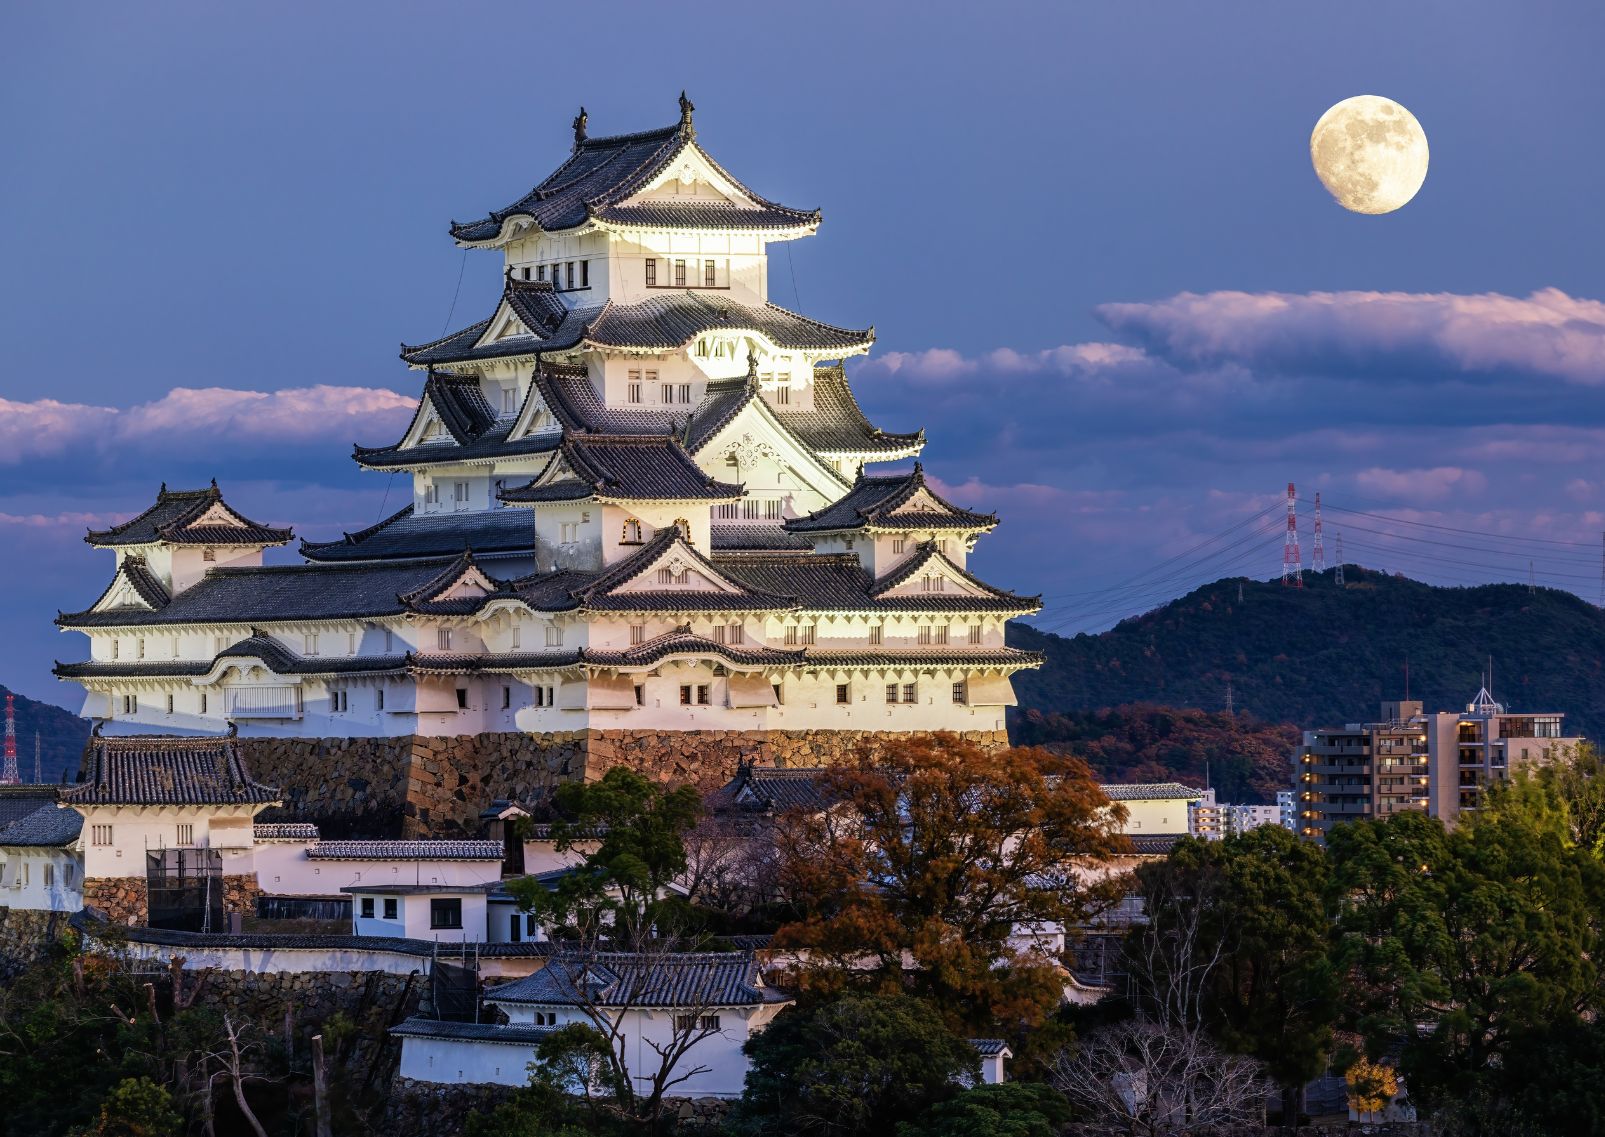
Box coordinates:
[56,96,1042,744]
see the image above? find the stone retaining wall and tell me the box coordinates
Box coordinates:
[379,1077,520,1137]
[221,873,262,917]
[83,876,148,926]
[240,729,1007,837]
[0,907,68,980]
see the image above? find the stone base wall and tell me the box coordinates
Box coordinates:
[379,1077,521,1137]
[221,873,262,917]
[83,876,148,926]
[0,907,68,980]
[237,728,1009,838]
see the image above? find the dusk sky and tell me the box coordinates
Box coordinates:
[3,1,1604,704]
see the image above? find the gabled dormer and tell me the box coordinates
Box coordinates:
[568,525,795,615]
[85,483,292,595]
[786,464,997,574]
[867,541,1039,614]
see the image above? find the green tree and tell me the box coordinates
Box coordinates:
[505,765,702,943]
[895,1082,1070,1137]
[1132,827,1336,1125]
[1327,809,1605,1112]
[733,994,977,1137]
[72,1078,182,1137]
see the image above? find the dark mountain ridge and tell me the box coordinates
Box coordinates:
[1008,566,1605,741]
[0,686,90,785]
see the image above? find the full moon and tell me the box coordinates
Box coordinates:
[1310,95,1429,215]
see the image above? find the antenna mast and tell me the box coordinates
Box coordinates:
[1312,492,1326,573]
[1,696,17,786]
[1281,482,1303,588]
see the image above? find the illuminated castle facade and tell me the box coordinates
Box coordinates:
[57,97,1041,745]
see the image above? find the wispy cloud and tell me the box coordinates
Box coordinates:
[1095,288,1605,385]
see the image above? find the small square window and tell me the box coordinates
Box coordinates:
[455,688,469,709]
[885,684,898,705]
[696,685,711,705]
[869,625,883,646]
[383,898,398,920]
[951,681,968,705]
[836,684,850,705]
[902,683,917,704]
[630,625,645,645]
[361,897,375,919]
[431,898,463,929]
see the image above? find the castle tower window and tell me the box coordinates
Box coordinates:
[199,693,208,714]
[645,258,658,287]
[537,264,546,281]
[502,686,512,709]
[375,689,384,711]
[202,547,215,562]
[784,626,798,646]
[918,626,932,646]
[704,259,716,288]
[92,825,112,847]
[713,625,727,645]
[801,625,817,645]
[774,384,791,406]
[836,684,850,705]
[437,629,452,651]
[546,626,564,647]
[165,694,175,714]
[522,266,532,281]
[305,633,319,656]
[673,259,687,287]
[869,625,883,646]
[634,685,645,706]
[892,538,906,555]
[678,383,691,403]
[137,638,146,659]
[455,688,469,710]
[728,623,744,644]
[630,625,645,645]
[765,500,782,521]
[885,684,897,705]
[902,682,917,703]
[110,639,120,660]
[580,261,589,288]
[935,625,950,645]
[622,518,643,544]
[968,624,983,645]
[565,262,575,289]
[628,381,642,404]
[951,681,968,704]
[697,684,711,705]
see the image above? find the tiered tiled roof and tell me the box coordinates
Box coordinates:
[865,542,1036,607]
[449,108,818,244]
[707,764,835,815]
[1098,782,1204,801]
[0,802,83,847]
[786,464,997,534]
[300,506,536,564]
[65,733,280,807]
[713,550,1040,615]
[86,483,292,548]
[486,951,789,1008]
[774,365,923,459]
[583,625,805,670]
[498,436,743,504]
[307,839,504,861]
[253,822,320,841]
[404,291,872,369]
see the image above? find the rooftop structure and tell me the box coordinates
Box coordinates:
[54,97,1041,751]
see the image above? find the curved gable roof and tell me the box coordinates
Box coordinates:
[87,483,292,548]
[785,464,997,534]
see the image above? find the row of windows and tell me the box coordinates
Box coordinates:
[674,1014,723,1032]
[625,373,694,404]
[359,896,399,920]
[890,538,952,555]
[517,260,590,290]
[644,258,722,289]
[713,500,784,521]
[0,861,78,888]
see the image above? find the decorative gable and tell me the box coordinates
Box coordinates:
[482,303,533,344]
[630,147,745,205]
[889,489,950,518]
[611,542,745,596]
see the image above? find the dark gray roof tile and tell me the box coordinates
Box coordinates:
[485,951,789,1008]
[308,839,504,861]
[498,436,742,504]
[300,506,536,563]
[87,484,292,548]
[0,803,83,847]
[786,464,996,534]
[64,734,279,806]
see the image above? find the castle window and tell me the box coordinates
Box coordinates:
[704,259,716,288]
[645,258,657,287]
[375,689,384,712]
[922,575,944,593]
[202,547,215,562]
[521,266,531,281]
[199,693,208,714]
[502,686,511,709]
[361,898,375,919]
[715,503,738,521]
[630,625,645,645]
[510,624,521,649]
[918,626,932,646]
[453,481,469,509]
[969,624,983,645]
[697,684,711,705]
[437,629,452,651]
[935,625,950,645]
[535,686,546,707]
[580,261,589,288]
[774,384,791,405]
[136,638,146,659]
[177,823,193,846]
[384,898,398,920]
[764,499,782,521]
[628,381,642,404]
[951,681,968,705]
[635,685,646,706]
[836,684,850,705]
[431,898,463,930]
[384,629,394,651]
[801,625,817,645]
[680,685,692,705]
[621,518,643,544]
[892,538,906,554]
[110,639,119,660]
[885,684,898,705]
[43,864,53,888]
[546,626,564,647]
[728,623,744,645]
[331,690,348,713]
[502,387,517,413]
[658,568,674,585]
[536,264,546,281]
[121,694,138,715]
[678,383,691,404]
[165,694,174,714]
[713,625,727,645]
[844,537,854,550]
[348,632,357,654]
[565,262,575,289]
[902,683,917,703]
[784,626,798,646]
[869,625,883,646]
[92,825,112,847]
[455,688,469,710]
[673,259,687,287]
[662,384,676,405]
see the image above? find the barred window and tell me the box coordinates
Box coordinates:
[674,259,687,287]
[784,626,798,646]
[935,625,950,645]
[630,625,645,645]
[437,629,452,651]
[704,259,717,288]
[92,825,112,846]
[969,624,983,645]
[800,625,816,645]
[902,683,917,704]
[951,681,968,704]
[836,684,850,705]
[645,258,657,287]
[918,626,932,645]
[869,625,883,646]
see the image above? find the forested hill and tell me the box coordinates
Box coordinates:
[0,686,90,785]
[1007,566,1605,741]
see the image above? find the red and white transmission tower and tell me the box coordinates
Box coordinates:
[1312,492,1326,573]
[1282,482,1303,588]
[1,695,18,786]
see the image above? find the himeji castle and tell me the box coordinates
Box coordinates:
[54,96,1041,788]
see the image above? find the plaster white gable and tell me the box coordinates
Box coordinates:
[481,304,533,345]
[608,538,747,597]
[875,550,995,601]
[692,410,850,512]
[91,563,163,613]
[889,489,954,519]
[629,146,748,206]
[400,400,453,448]
[429,565,496,602]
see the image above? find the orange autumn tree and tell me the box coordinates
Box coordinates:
[771,733,1129,1031]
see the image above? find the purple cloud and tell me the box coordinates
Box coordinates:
[1095,288,1605,385]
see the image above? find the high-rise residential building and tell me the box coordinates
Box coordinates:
[1187,789,1283,840]
[1294,690,1582,844]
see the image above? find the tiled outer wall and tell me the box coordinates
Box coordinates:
[203,729,1010,837]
